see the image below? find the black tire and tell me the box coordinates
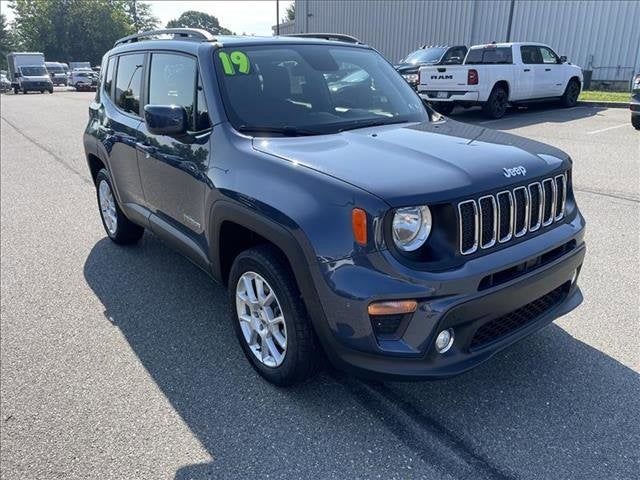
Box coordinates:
[228,245,321,386]
[482,85,508,119]
[48,88,53,94]
[95,169,144,245]
[432,102,455,115]
[22,88,28,94]
[40,90,44,94]
[632,115,640,130]
[560,79,580,107]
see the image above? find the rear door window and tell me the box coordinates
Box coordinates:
[114,53,145,116]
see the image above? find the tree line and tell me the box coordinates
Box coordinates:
[0,0,233,70]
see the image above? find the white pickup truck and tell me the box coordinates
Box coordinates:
[418,42,583,118]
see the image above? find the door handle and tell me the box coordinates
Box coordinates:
[135,141,156,157]
[545,68,551,72]
[523,68,530,72]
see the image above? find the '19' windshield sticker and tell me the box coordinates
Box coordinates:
[219,51,250,75]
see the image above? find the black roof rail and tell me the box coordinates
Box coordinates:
[282,33,363,44]
[114,28,215,47]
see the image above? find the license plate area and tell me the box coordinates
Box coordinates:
[436,91,448,99]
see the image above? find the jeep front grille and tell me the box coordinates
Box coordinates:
[458,173,567,255]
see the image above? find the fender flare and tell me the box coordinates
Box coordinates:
[208,199,333,347]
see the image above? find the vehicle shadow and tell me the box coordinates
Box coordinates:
[84,234,639,479]
[445,103,607,130]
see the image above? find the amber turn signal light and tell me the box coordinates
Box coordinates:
[352,208,367,246]
[368,300,418,316]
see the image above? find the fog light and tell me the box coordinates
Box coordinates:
[435,329,454,353]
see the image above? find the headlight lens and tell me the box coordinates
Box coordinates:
[392,205,432,251]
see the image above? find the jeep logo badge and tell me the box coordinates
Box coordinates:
[503,166,527,178]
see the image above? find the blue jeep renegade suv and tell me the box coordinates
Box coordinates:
[84,29,586,385]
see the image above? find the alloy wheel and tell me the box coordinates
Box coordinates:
[235,271,287,367]
[98,180,118,235]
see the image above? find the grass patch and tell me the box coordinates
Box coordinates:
[579,90,630,102]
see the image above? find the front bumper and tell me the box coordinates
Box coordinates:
[21,81,53,91]
[310,212,586,380]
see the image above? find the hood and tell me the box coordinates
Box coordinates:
[253,120,569,207]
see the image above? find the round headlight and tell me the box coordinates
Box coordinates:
[392,205,432,252]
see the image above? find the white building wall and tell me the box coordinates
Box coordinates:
[287,0,640,82]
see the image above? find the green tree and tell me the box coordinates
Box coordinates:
[284,3,295,22]
[166,10,232,35]
[123,0,159,32]
[7,0,150,65]
[0,13,16,70]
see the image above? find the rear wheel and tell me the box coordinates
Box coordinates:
[632,115,640,130]
[560,79,580,107]
[482,86,508,119]
[228,245,321,386]
[95,169,144,245]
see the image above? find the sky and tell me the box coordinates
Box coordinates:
[1,0,295,36]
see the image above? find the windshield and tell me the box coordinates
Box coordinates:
[215,44,428,136]
[46,65,65,73]
[20,66,47,76]
[401,47,447,64]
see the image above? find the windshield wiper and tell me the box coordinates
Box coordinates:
[337,119,411,133]
[237,125,320,137]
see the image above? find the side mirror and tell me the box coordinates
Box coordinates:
[559,55,567,63]
[144,105,188,136]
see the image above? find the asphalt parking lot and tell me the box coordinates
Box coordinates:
[1,90,638,479]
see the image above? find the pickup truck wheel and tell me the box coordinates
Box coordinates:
[482,86,508,119]
[632,115,640,130]
[95,169,144,245]
[560,79,580,107]
[433,103,455,115]
[229,245,320,386]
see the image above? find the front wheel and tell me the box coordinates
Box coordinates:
[632,115,640,130]
[482,86,508,119]
[95,169,144,244]
[560,79,580,107]
[228,245,321,386]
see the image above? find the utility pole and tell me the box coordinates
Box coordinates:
[505,0,515,42]
[276,0,280,35]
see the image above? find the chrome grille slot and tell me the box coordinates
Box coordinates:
[457,172,568,255]
[554,174,566,220]
[542,178,555,226]
[496,191,513,243]
[458,200,478,255]
[513,186,529,237]
[479,196,497,248]
[528,182,542,232]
